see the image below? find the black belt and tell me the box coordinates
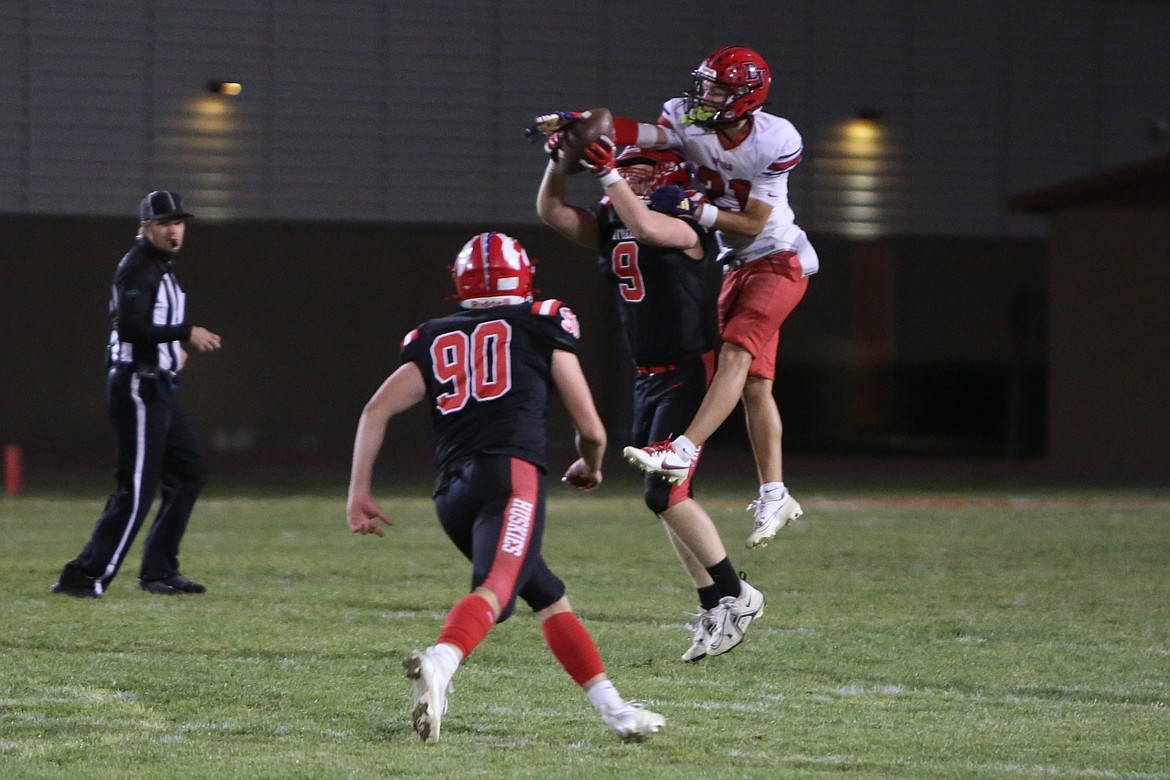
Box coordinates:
[635,364,677,375]
[635,349,716,376]
[112,363,177,381]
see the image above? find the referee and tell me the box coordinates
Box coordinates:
[52,191,222,598]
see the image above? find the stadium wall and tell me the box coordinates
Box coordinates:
[0,214,1047,476]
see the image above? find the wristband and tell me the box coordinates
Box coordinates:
[598,169,622,188]
[613,116,663,148]
[697,203,719,228]
[612,116,639,146]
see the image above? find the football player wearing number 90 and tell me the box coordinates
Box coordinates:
[345,232,664,745]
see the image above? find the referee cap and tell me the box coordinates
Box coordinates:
[139,190,193,221]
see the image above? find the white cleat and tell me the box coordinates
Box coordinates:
[600,700,666,743]
[622,440,692,484]
[680,607,720,663]
[403,648,453,744]
[705,580,765,658]
[746,493,803,549]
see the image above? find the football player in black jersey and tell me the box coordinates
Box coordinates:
[346,232,664,744]
[536,140,765,662]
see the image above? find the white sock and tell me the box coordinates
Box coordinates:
[760,482,787,501]
[672,435,698,461]
[429,642,462,679]
[586,679,623,713]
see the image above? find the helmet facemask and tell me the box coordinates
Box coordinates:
[683,47,771,128]
[685,73,748,127]
[616,148,689,198]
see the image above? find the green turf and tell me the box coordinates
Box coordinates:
[2,475,1168,779]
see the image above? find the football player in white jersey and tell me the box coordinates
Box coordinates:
[528,46,814,548]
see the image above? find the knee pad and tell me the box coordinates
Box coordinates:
[644,476,676,516]
[496,600,517,623]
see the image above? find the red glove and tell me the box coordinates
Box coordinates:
[581,136,617,177]
[544,131,564,162]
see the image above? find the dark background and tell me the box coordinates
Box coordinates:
[3,1,1169,485]
[1,214,1048,479]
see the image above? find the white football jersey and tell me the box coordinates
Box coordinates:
[658,97,817,275]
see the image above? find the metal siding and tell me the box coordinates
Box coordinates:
[1002,0,1102,193]
[21,3,148,214]
[905,1,1009,234]
[0,4,28,209]
[1100,7,1170,167]
[3,0,1170,235]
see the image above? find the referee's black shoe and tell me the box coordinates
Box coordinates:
[51,580,102,598]
[139,574,206,595]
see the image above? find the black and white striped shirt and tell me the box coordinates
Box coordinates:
[106,237,193,373]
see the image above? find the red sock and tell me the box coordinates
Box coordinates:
[437,593,496,658]
[541,611,605,687]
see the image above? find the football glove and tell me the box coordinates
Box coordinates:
[544,131,563,162]
[648,186,707,219]
[524,110,583,143]
[581,137,617,177]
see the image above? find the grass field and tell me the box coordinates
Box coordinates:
[2,471,1169,779]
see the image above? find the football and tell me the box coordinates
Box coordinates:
[555,108,614,175]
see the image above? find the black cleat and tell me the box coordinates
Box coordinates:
[51,581,102,598]
[139,574,206,595]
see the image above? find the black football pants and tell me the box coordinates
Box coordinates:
[433,454,565,622]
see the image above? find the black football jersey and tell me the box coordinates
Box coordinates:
[401,300,581,472]
[595,198,720,366]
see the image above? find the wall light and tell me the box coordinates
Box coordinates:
[812,108,902,239]
[207,81,242,96]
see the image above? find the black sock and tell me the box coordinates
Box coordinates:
[697,584,721,611]
[705,558,742,599]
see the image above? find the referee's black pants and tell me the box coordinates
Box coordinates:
[58,368,208,593]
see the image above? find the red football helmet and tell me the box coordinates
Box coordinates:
[684,46,771,128]
[615,146,690,197]
[452,232,535,308]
